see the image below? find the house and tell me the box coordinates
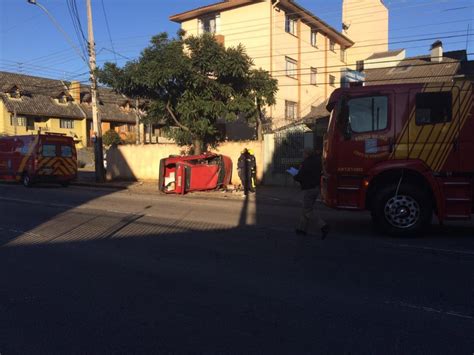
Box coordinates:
[170,0,389,134]
[0,71,88,146]
[0,71,138,147]
[363,42,473,86]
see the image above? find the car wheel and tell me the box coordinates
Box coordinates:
[22,173,32,188]
[372,183,432,237]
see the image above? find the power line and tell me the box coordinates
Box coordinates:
[100,0,117,64]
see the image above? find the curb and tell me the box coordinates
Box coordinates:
[71,181,129,190]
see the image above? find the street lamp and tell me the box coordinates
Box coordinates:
[27,0,105,182]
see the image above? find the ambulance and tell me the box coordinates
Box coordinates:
[0,133,77,187]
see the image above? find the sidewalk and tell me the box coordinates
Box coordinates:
[73,170,304,206]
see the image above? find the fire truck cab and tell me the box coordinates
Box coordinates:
[0,133,77,187]
[322,80,474,235]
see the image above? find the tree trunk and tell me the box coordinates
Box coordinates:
[135,98,140,144]
[193,138,203,155]
[256,103,264,141]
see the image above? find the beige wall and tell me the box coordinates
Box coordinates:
[342,0,389,67]
[106,141,263,186]
[0,101,7,134]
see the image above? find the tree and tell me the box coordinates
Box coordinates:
[102,129,121,146]
[97,32,277,154]
[248,69,278,141]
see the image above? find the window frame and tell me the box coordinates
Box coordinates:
[330,40,336,52]
[285,100,297,120]
[285,56,298,79]
[415,92,452,126]
[329,75,336,87]
[340,47,346,63]
[310,30,318,47]
[60,119,74,129]
[310,67,318,86]
[285,15,297,36]
[347,95,389,134]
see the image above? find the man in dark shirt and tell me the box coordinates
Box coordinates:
[293,148,329,239]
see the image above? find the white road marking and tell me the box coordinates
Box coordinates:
[386,301,473,320]
[397,244,474,257]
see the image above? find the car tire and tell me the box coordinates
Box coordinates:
[372,183,432,237]
[22,173,33,188]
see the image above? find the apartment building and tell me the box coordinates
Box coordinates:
[170,0,388,132]
[0,71,138,147]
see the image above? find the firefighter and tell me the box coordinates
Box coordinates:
[238,148,256,195]
[248,149,257,192]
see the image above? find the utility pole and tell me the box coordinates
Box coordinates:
[86,0,105,182]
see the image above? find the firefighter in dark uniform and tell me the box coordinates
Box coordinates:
[238,148,257,195]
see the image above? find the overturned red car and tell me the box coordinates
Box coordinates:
[159,153,232,194]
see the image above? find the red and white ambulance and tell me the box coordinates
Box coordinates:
[0,133,77,187]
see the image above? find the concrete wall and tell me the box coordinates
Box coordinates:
[106,141,264,186]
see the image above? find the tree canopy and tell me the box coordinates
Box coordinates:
[97,32,277,153]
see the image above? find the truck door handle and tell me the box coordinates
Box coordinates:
[388,138,394,153]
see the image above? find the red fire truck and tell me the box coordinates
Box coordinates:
[322,80,473,235]
[0,133,77,187]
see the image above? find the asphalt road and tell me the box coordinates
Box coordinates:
[0,183,473,354]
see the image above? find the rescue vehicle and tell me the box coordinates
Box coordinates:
[322,80,473,236]
[0,133,77,187]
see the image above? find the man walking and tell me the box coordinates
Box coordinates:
[293,148,329,239]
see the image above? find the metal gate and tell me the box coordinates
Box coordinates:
[272,129,305,173]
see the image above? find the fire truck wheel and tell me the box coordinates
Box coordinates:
[22,173,33,188]
[373,184,432,237]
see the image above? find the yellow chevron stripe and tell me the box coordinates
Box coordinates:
[430,81,468,171]
[434,82,473,171]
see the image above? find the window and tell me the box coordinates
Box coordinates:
[340,47,346,62]
[356,60,364,72]
[329,75,336,87]
[310,67,317,85]
[285,100,297,120]
[10,116,26,126]
[310,30,317,47]
[285,15,297,35]
[199,14,220,34]
[40,144,57,157]
[330,40,335,52]
[285,57,297,79]
[61,145,73,158]
[415,92,452,125]
[60,119,74,129]
[348,96,388,133]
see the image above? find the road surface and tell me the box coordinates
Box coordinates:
[0,184,473,354]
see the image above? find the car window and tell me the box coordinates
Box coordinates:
[348,96,388,133]
[41,144,57,157]
[61,145,73,158]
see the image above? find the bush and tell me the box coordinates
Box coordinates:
[102,129,121,146]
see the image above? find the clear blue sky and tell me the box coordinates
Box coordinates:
[0,0,472,83]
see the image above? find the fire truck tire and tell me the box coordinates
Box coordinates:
[372,184,432,237]
[22,173,33,188]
